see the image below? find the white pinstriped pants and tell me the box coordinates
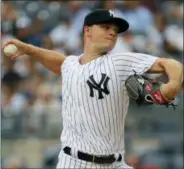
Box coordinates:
[56,149,134,169]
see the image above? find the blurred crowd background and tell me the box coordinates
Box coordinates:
[1,1,183,169]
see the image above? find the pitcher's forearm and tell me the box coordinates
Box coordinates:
[26,44,66,74]
[161,82,180,100]
[159,59,183,99]
[163,59,183,85]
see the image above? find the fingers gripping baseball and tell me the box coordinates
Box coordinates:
[2,39,27,59]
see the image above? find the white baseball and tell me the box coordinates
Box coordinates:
[4,44,18,57]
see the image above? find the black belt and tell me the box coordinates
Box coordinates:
[63,146,122,164]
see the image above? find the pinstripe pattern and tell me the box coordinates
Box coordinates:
[57,52,158,168]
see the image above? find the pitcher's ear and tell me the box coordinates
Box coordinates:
[83,26,91,36]
[84,26,89,32]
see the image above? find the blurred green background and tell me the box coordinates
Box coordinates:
[1,1,183,169]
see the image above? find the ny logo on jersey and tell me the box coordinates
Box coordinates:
[86,73,110,99]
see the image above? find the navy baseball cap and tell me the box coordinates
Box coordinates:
[83,9,129,33]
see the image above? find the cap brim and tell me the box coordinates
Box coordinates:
[96,17,129,33]
[112,18,129,33]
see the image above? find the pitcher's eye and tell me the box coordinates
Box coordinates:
[112,27,118,33]
[100,25,109,29]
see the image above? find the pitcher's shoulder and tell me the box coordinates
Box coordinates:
[107,52,136,61]
[108,51,136,57]
[61,55,79,69]
[63,55,79,63]
[108,51,159,60]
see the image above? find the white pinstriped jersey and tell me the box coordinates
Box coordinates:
[60,52,158,155]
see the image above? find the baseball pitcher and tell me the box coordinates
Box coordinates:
[3,9,183,169]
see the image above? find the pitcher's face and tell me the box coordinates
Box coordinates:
[84,23,118,52]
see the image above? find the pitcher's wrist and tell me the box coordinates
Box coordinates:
[161,83,178,101]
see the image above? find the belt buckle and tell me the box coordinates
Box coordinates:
[92,154,102,163]
[92,155,95,163]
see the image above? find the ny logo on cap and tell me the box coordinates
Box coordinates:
[109,10,115,17]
